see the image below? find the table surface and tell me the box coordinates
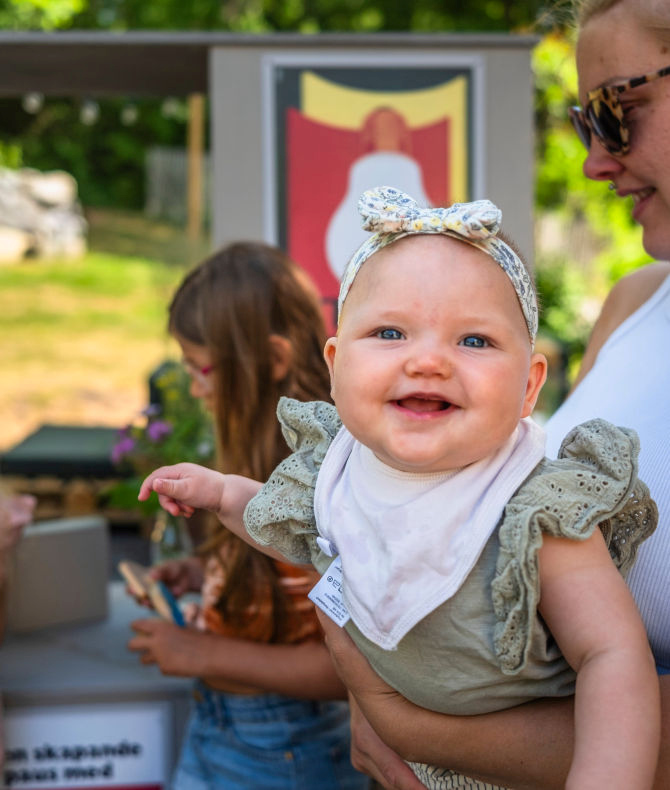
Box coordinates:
[0,582,192,706]
[0,424,122,478]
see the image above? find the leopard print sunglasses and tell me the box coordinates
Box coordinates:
[569,64,670,155]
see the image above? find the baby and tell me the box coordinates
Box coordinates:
[141,187,660,790]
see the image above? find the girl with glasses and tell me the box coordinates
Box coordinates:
[278,1,670,788]
[127,242,369,790]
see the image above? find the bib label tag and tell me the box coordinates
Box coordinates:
[309,555,350,627]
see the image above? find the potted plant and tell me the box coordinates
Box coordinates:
[108,361,214,561]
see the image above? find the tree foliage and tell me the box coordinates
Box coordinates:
[0,0,84,29]
[64,0,547,33]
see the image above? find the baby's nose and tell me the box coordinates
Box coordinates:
[405,344,451,376]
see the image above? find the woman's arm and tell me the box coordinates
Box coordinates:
[317,607,575,790]
[346,695,428,790]
[319,596,670,790]
[128,618,347,699]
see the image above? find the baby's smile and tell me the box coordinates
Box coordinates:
[394,395,451,414]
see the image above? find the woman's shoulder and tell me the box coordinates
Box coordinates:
[574,262,670,388]
[604,261,670,322]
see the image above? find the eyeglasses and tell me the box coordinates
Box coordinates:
[569,64,670,155]
[181,358,214,383]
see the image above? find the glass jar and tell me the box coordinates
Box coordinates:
[150,510,193,564]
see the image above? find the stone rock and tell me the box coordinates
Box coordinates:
[0,166,87,260]
[0,225,33,264]
[22,169,78,208]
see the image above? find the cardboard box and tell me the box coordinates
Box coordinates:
[6,516,109,633]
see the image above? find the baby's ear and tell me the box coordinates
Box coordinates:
[323,337,338,391]
[521,352,548,418]
[268,334,293,382]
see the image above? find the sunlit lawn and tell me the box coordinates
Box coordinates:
[0,244,191,452]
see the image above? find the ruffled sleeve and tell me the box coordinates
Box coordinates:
[492,418,658,675]
[243,397,341,564]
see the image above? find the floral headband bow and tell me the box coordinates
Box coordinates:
[338,186,538,343]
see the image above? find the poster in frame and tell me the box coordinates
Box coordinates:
[262,52,485,331]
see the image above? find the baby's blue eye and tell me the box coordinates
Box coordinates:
[377,328,404,340]
[461,335,487,348]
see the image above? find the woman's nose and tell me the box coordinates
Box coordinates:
[582,136,625,183]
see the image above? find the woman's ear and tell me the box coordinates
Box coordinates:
[268,334,293,382]
[521,352,548,418]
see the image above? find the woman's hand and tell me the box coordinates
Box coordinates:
[347,696,425,790]
[316,610,425,789]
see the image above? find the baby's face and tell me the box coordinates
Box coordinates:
[324,235,546,474]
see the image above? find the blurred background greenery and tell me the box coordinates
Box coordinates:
[0,0,653,451]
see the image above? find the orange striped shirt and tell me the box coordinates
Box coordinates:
[193,554,322,644]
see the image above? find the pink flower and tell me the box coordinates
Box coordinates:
[146,420,172,443]
[111,436,136,465]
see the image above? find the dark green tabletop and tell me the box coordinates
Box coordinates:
[0,424,122,478]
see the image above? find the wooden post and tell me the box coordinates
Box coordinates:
[187,93,205,240]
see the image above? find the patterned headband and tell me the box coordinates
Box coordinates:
[338,186,538,343]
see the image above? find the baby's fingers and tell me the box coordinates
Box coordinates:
[138,466,195,517]
[154,482,195,517]
[138,466,175,502]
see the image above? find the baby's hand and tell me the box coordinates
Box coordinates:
[139,463,226,518]
[139,465,263,543]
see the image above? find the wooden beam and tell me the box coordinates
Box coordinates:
[187,93,205,240]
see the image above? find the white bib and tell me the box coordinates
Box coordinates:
[314,419,546,650]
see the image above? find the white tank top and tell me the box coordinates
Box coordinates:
[544,273,670,668]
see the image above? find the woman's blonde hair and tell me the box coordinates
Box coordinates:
[573,0,620,26]
[573,0,670,31]
[169,242,331,636]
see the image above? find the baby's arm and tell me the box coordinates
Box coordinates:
[539,529,660,790]
[138,463,287,562]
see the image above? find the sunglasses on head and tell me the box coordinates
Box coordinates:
[569,64,670,155]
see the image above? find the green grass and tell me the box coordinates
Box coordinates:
[0,231,196,452]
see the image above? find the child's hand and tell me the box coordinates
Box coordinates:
[147,556,204,597]
[138,463,226,518]
[128,617,208,677]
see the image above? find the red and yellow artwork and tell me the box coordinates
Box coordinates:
[279,68,470,331]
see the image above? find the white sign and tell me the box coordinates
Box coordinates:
[2,701,171,789]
